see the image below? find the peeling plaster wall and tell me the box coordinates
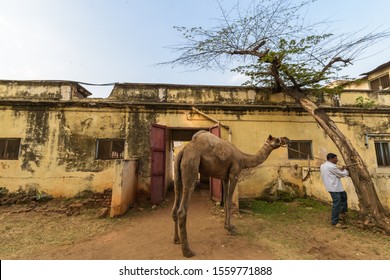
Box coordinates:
[109,83,298,105]
[1,107,117,196]
[0,81,87,101]
[338,90,390,106]
[0,103,157,197]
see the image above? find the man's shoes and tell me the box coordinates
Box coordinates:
[340,213,348,223]
[333,223,348,229]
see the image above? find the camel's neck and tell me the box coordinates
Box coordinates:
[241,143,275,169]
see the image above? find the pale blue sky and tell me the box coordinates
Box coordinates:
[1,0,389,97]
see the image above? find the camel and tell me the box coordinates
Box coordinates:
[172,130,290,258]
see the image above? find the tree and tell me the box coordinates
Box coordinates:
[165,0,390,233]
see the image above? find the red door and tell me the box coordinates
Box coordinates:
[150,124,166,204]
[209,125,222,202]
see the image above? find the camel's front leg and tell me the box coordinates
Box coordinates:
[222,179,229,229]
[224,176,238,236]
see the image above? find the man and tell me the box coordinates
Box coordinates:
[320,153,349,229]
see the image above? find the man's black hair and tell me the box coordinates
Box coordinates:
[327,153,337,160]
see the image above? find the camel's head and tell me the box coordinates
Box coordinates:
[267,135,290,148]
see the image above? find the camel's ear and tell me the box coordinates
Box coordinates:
[268,135,273,140]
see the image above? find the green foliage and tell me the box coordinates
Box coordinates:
[34,192,53,202]
[0,187,9,197]
[234,34,341,89]
[355,96,376,108]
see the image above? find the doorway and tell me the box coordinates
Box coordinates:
[150,125,223,204]
[170,128,210,191]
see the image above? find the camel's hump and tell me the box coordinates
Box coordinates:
[191,130,209,141]
[191,130,230,161]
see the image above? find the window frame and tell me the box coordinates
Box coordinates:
[95,139,125,160]
[287,140,313,160]
[369,74,390,90]
[0,138,21,160]
[374,141,390,167]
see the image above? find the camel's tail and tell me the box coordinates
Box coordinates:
[173,148,184,203]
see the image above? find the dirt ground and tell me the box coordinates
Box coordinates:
[0,188,389,260]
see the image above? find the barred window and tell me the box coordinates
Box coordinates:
[375,142,390,167]
[96,139,125,159]
[370,74,390,90]
[287,140,313,160]
[0,138,21,160]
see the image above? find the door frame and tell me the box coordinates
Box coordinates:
[150,124,167,204]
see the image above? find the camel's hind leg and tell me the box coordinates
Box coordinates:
[177,160,199,258]
[171,183,181,244]
[177,185,196,258]
[172,150,184,244]
[224,176,238,236]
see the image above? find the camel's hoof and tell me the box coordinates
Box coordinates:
[225,225,238,236]
[183,250,196,258]
[173,239,181,244]
[226,225,238,236]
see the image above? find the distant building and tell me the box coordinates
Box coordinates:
[361,61,390,90]
[329,61,390,91]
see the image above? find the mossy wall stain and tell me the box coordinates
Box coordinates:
[57,110,127,172]
[127,109,158,176]
[21,110,49,172]
[343,115,390,135]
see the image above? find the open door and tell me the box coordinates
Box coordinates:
[209,125,222,202]
[150,124,167,204]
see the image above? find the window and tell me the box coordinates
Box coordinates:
[375,142,390,167]
[0,138,21,160]
[96,139,125,159]
[287,140,313,160]
[369,74,390,90]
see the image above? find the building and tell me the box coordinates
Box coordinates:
[1,72,390,215]
[330,60,390,91]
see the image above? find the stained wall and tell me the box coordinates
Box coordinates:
[1,81,389,211]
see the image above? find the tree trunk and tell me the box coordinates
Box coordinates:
[295,95,390,234]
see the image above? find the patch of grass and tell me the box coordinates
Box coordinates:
[295,198,329,211]
[240,197,329,222]
[251,200,291,216]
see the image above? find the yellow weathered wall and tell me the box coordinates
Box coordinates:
[368,67,390,82]
[111,159,139,217]
[0,107,121,196]
[156,104,390,211]
[0,80,90,100]
[1,81,389,213]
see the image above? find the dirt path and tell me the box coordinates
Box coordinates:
[38,189,273,260]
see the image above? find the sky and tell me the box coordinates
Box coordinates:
[1,0,390,98]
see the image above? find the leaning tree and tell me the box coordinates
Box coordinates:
[165,0,390,233]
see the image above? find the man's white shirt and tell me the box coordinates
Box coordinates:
[320,161,349,192]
